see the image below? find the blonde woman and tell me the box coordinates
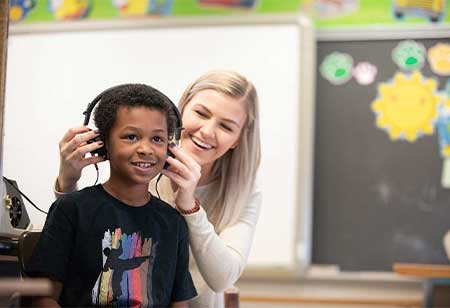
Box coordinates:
[56,70,262,307]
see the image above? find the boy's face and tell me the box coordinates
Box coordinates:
[107,106,168,187]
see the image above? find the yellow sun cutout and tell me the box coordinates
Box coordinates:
[372,71,440,142]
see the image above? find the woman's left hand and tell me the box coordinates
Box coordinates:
[161,144,201,211]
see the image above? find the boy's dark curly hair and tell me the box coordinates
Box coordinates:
[93,84,178,144]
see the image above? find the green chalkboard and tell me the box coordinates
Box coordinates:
[312,29,450,271]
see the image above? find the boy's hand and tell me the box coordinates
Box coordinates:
[57,126,106,192]
[161,144,201,212]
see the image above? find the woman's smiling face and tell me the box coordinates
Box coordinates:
[180,89,247,173]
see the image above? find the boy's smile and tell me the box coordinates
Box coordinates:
[106,106,168,195]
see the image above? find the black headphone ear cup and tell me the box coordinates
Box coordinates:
[87,135,107,158]
[163,161,169,170]
[96,146,108,159]
[163,145,176,170]
[164,125,183,170]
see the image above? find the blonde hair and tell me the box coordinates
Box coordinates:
[177,70,260,232]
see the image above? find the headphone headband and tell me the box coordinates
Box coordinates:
[82,84,183,141]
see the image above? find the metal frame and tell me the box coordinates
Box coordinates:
[317,23,450,41]
[0,0,8,174]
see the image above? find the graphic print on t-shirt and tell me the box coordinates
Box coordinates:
[92,228,158,307]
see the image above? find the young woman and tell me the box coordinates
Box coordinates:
[56,70,262,307]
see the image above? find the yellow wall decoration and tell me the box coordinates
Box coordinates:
[113,0,150,16]
[372,71,441,142]
[49,0,91,20]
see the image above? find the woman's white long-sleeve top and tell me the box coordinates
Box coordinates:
[151,177,262,308]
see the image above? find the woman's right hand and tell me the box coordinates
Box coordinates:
[161,144,201,212]
[57,126,106,193]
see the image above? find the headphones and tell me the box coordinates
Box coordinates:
[82,84,183,169]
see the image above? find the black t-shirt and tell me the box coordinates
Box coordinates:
[27,185,197,307]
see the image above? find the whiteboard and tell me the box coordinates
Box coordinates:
[3,15,315,276]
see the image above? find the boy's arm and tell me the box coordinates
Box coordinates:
[170,300,189,308]
[32,280,63,307]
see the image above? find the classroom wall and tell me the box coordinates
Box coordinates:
[3,3,448,303]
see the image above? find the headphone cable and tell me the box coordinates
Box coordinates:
[2,176,48,215]
[155,174,162,199]
[94,163,99,186]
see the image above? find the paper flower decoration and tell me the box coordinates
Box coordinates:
[320,52,353,85]
[392,40,426,71]
[428,43,450,76]
[353,62,377,85]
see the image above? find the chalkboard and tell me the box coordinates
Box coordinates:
[312,28,450,271]
[2,15,315,275]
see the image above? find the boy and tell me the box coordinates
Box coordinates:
[27,84,197,307]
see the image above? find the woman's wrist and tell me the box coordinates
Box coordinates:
[176,198,201,215]
[56,176,77,194]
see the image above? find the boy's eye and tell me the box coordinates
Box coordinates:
[126,135,137,141]
[152,136,164,143]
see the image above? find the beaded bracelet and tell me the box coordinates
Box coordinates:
[176,198,201,215]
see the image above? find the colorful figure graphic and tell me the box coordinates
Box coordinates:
[92,228,156,307]
[301,0,358,19]
[352,61,378,85]
[48,0,91,20]
[372,71,441,142]
[112,0,173,16]
[392,40,426,71]
[9,0,36,23]
[428,43,450,76]
[393,0,446,22]
[437,98,450,157]
[198,0,258,9]
[320,52,353,85]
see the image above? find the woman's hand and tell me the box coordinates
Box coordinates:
[57,126,106,192]
[161,144,201,211]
